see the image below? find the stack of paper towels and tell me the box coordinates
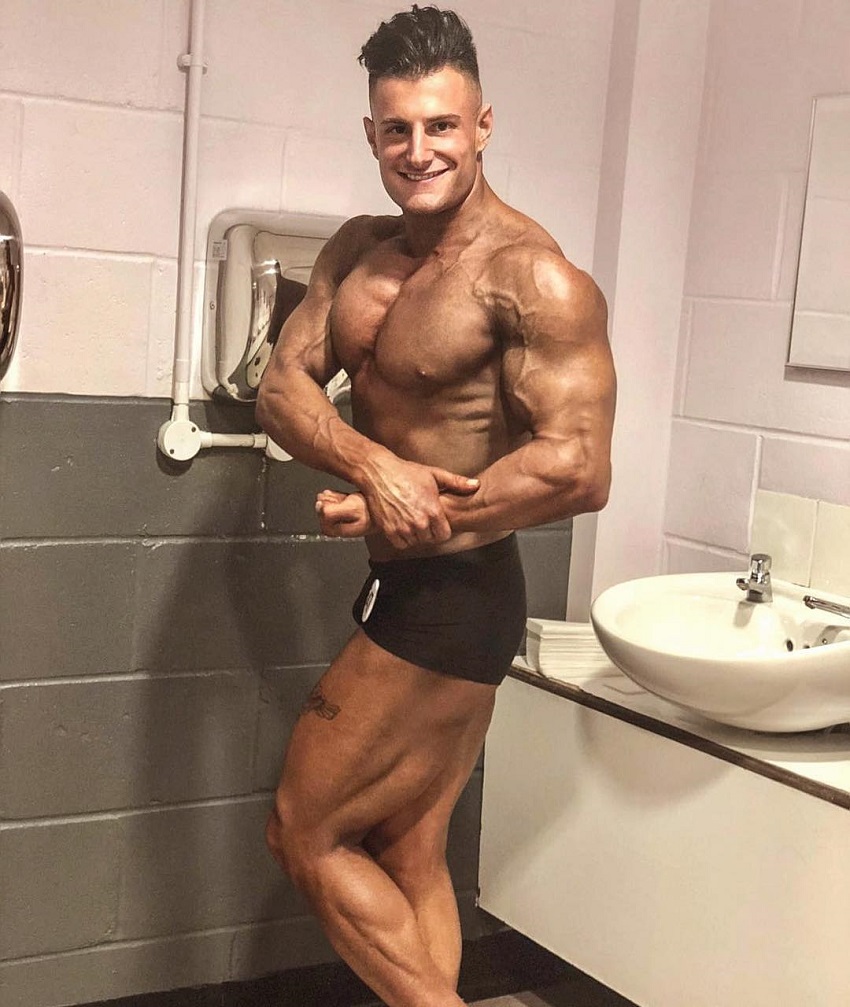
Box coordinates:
[524,618,618,680]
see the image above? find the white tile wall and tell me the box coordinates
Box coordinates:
[665,541,748,575]
[506,163,599,270]
[194,118,287,250]
[684,170,787,300]
[0,98,22,197]
[664,0,850,579]
[740,491,850,597]
[590,0,711,596]
[683,299,850,438]
[751,489,817,585]
[452,0,615,44]
[484,29,610,172]
[11,252,152,396]
[0,0,168,108]
[699,0,811,173]
[664,420,758,552]
[0,0,616,398]
[281,133,397,219]
[811,502,850,596]
[160,0,193,112]
[19,101,184,257]
[201,0,374,139]
[796,0,850,95]
[761,437,850,506]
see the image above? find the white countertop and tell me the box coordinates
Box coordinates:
[512,656,850,799]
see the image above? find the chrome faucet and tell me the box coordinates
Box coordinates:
[803,595,850,620]
[737,553,772,603]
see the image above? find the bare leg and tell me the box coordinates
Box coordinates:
[363,703,492,987]
[265,631,497,1007]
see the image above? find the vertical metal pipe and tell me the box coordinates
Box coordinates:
[170,0,206,416]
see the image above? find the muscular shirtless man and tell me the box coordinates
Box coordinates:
[256,7,616,1006]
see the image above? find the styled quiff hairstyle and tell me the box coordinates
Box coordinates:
[358,6,480,89]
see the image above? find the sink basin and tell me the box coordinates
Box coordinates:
[590,573,850,732]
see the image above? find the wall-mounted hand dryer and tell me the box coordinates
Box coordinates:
[202,209,345,401]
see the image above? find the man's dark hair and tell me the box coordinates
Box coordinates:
[358,6,479,89]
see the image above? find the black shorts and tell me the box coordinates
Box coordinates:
[351,534,527,686]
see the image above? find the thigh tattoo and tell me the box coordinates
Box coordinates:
[300,685,341,721]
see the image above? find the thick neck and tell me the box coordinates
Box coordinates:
[401,170,494,258]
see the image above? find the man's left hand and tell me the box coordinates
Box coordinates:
[315,490,375,538]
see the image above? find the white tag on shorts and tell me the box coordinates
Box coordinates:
[361,578,380,622]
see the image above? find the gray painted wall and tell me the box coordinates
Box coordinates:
[0,393,572,1007]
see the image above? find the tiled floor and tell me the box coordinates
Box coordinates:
[470,973,637,1007]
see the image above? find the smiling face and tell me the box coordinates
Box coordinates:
[363,66,492,217]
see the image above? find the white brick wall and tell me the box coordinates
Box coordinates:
[663,0,850,581]
[0,0,616,398]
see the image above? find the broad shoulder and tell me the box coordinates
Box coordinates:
[321,214,403,282]
[484,239,607,333]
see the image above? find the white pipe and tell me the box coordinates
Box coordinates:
[157,1,291,464]
[157,0,209,461]
[170,0,206,416]
[199,432,268,450]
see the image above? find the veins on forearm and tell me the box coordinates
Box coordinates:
[443,440,591,532]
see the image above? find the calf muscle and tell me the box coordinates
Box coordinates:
[265,633,495,1004]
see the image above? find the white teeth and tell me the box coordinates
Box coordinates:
[401,170,444,180]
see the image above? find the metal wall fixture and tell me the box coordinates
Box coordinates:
[201,208,345,404]
[0,190,23,381]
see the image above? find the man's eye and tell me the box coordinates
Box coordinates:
[433,122,453,132]
[385,125,406,135]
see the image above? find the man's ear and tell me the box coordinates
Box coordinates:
[363,116,379,159]
[476,103,493,153]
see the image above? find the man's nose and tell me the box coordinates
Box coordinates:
[405,126,431,167]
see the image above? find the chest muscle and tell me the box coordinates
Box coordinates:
[330,254,496,393]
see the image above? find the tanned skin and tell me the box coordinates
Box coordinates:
[257,66,616,1007]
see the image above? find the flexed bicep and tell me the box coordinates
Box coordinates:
[499,249,616,490]
[441,249,616,534]
[256,217,381,477]
[260,230,347,394]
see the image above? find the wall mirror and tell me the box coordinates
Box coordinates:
[202,209,345,401]
[787,93,850,371]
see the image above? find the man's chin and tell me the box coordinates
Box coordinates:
[386,191,454,216]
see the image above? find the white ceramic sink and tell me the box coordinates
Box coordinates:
[590,573,850,732]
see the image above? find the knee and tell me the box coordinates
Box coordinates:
[265,795,315,886]
[264,801,291,873]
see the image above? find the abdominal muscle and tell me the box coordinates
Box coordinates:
[350,369,523,561]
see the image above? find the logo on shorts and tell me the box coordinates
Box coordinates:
[361,577,380,622]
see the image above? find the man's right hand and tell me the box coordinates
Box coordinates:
[358,455,480,550]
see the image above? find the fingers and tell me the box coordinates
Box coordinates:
[356,461,475,549]
[316,492,373,538]
[430,468,480,495]
[382,509,451,549]
[427,510,452,543]
[316,489,347,507]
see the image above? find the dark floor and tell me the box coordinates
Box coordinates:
[83,930,637,1007]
